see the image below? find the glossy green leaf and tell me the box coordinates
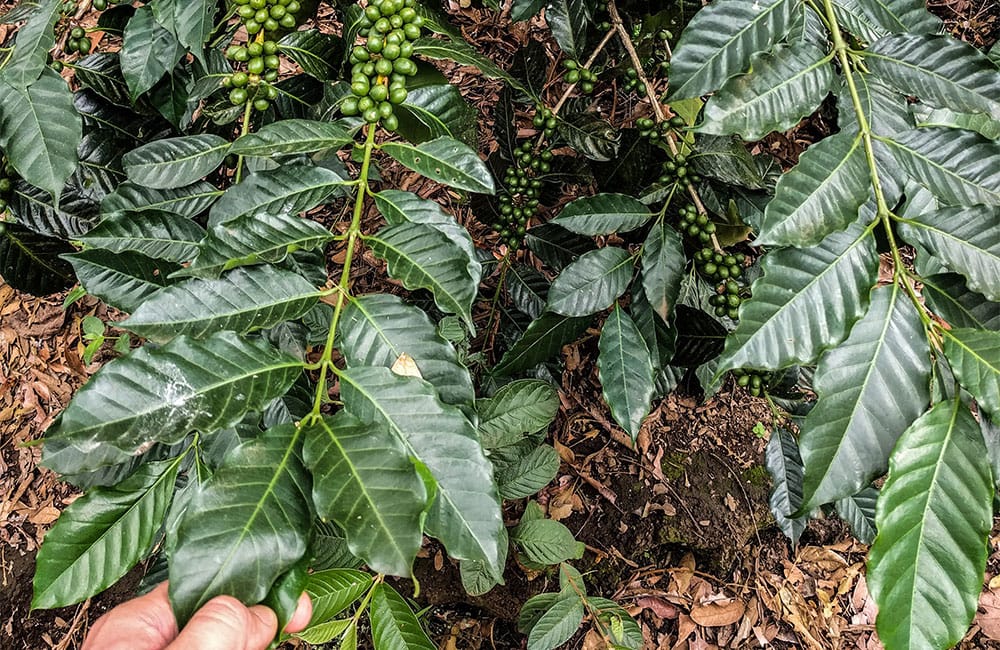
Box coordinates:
[303,413,427,577]
[897,205,1000,301]
[588,598,644,650]
[370,583,436,650]
[32,457,182,609]
[513,519,584,566]
[296,618,353,645]
[459,530,508,596]
[669,0,797,100]
[0,70,81,203]
[365,222,478,329]
[799,285,930,510]
[944,329,1000,418]
[715,224,878,376]
[178,211,332,279]
[524,223,595,271]
[338,293,475,413]
[122,266,320,342]
[550,193,653,236]
[381,136,495,194]
[120,6,183,100]
[759,131,870,247]
[556,110,620,162]
[496,445,560,500]
[598,305,655,441]
[79,210,205,263]
[339,367,504,575]
[374,189,480,283]
[700,43,834,141]
[122,135,230,189]
[854,0,942,34]
[477,380,560,449]
[511,0,545,21]
[868,34,1000,120]
[544,0,588,60]
[169,424,312,624]
[229,119,355,157]
[411,37,537,101]
[494,312,591,375]
[832,0,888,43]
[2,0,60,88]
[278,29,341,80]
[102,181,222,218]
[765,427,807,546]
[868,398,993,650]
[911,104,1000,140]
[208,164,349,226]
[547,247,633,317]
[64,249,174,313]
[885,127,1000,206]
[305,569,372,626]
[835,486,878,545]
[641,221,685,323]
[396,83,477,146]
[526,594,585,650]
[42,332,302,474]
[0,224,75,296]
[151,0,215,65]
[506,264,549,319]
[922,273,1000,331]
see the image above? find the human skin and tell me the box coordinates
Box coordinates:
[81,582,312,650]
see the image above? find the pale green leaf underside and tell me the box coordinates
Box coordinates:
[944,329,1000,418]
[884,127,1000,206]
[798,284,931,510]
[370,584,436,650]
[868,399,993,650]
[598,305,655,441]
[305,568,373,626]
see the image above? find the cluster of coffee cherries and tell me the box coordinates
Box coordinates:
[92,0,124,10]
[0,158,13,216]
[233,0,301,34]
[694,247,744,282]
[677,204,716,245]
[66,27,92,55]
[531,105,557,139]
[490,141,550,250]
[562,60,597,94]
[59,0,76,14]
[658,151,701,187]
[622,67,648,95]
[709,279,745,321]
[341,0,423,128]
[731,368,769,397]
[636,116,687,145]
[223,40,282,111]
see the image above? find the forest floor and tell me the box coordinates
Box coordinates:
[2,0,1000,649]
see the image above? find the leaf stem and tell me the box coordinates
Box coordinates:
[309,124,379,417]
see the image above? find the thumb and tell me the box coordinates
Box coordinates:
[167,596,278,650]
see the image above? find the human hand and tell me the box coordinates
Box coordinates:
[81,582,312,650]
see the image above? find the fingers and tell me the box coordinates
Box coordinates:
[284,592,313,634]
[82,582,178,650]
[167,596,278,650]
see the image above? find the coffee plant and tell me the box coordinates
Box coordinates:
[2,0,998,647]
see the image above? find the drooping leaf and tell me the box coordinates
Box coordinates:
[524,223,595,271]
[897,205,1000,301]
[0,70,82,203]
[370,583,436,650]
[868,398,993,650]
[2,0,61,89]
[494,312,591,375]
[9,182,98,239]
[513,519,584,566]
[911,104,1000,140]
[867,34,1000,120]
[758,131,870,247]
[700,43,835,141]
[460,530,508,597]
[79,210,205,263]
[208,165,349,226]
[669,0,797,100]
[550,193,653,236]
[381,137,495,194]
[598,305,655,441]
[305,569,373,626]
[278,29,342,81]
[543,0,588,60]
[670,305,728,368]
[496,445,560,500]
[641,221,685,323]
[178,211,333,279]
[338,293,475,414]
[122,135,230,190]
[922,273,1000,331]
[630,277,677,373]
[229,119,356,157]
[64,249,175,313]
[714,223,878,376]
[835,486,878,544]
[765,427,807,547]
[526,594,585,650]
[120,5,183,100]
[339,367,504,575]
[477,379,560,449]
[169,424,312,624]
[797,285,930,510]
[547,247,633,317]
[42,332,302,474]
[885,127,1000,207]
[32,457,182,609]
[0,224,76,296]
[395,83,477,147]
[944,329,1000,418]
[303,413,427,578]
[122,266,320,342]
[102,181,222,219]
[73,52,133,107]
[411,37,537,101]
[365,223,478,329]
[506,264,549,319]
